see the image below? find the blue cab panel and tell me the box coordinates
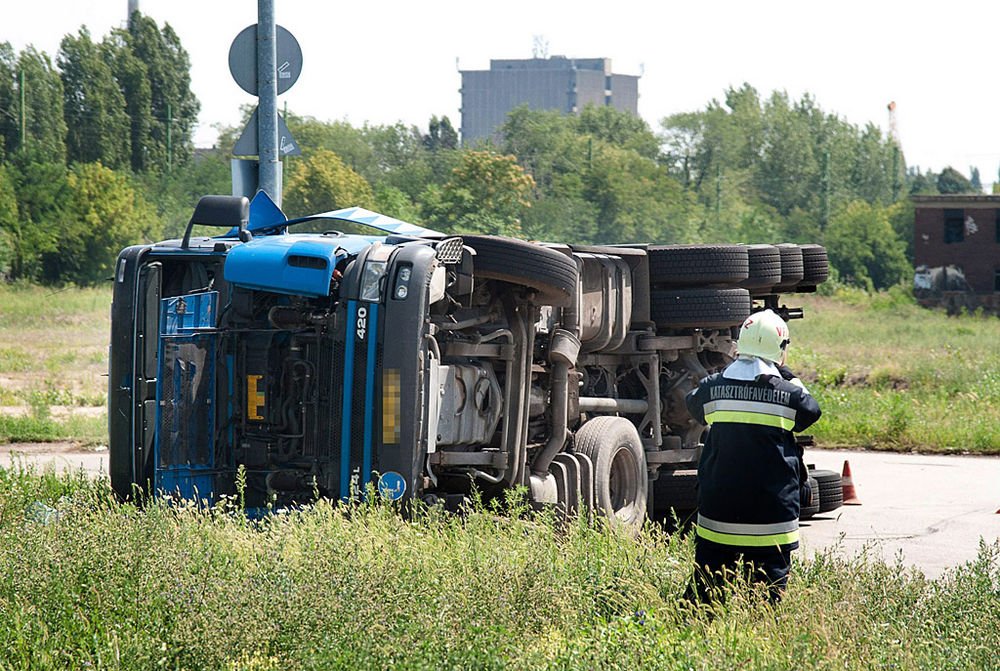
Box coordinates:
[156,292,218,500]
[160,291,217,334]
[224,236,365,297]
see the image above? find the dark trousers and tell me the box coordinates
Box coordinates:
[689,538,792,604]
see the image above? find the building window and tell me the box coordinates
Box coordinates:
[996,210,1000,243]
[995,269,1000,292]
[944,209,964,243]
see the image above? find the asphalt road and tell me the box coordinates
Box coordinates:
[800,448,1000,579]
[2,443,997,580]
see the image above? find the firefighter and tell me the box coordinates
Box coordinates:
[684,309,821,603]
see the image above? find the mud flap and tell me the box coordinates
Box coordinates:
[551,452,595,520]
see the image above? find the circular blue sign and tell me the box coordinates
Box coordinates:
[378,471,406,501]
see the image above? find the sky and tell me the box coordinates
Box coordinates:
[4,0,1000,183]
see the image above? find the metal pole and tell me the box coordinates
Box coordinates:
[257,0,280,204]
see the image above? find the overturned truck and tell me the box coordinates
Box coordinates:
[109,195,829,523]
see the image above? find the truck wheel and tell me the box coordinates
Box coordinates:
[462,235,578,307]
[574,416,648,527]
[650,287,751,329]
[648,244,748,287]
[795,244,830,291]
[811,469,843,513]
[800,475,820,519]
[741,244,781,290]
[773,244,804,292]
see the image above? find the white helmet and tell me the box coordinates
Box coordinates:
[737,309,790,364]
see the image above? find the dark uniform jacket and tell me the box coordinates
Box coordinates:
[685,366,821,552]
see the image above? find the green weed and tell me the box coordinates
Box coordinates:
[0,469,996,670]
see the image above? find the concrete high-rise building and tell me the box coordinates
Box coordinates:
[459,56,639,145]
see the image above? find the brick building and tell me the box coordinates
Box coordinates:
[912,194,1000,310]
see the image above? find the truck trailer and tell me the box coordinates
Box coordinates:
[109,194,830,523]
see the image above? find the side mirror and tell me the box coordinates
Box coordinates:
[181,195,251,248]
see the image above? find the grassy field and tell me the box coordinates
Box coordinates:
[0,466,997,670]
[792,288,1000,452]
[0,282,998,452]
[0,283,109,445]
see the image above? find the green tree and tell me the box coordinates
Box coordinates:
[13,47,67,161]
[7,154,70,281]
[103,31,151,172]
[374,184,422,223]
[849,123,894,204]
[106,13,199,172]
[936,166,974,194]
[0,42,17,159]
[969,166,982,192]
[576,105,660,160]
[423,149,534,236]
[520,196,599,243]
[584,144,698,244]
[908,167,938,195]
[58,28,131,168]
[825,200,910,289]
[500,106,587,200]
[755,91,820,216]
[283,148,376,218]
[0,164,17,276]
[40,162,159,284]
[287,116,375,178]
[423,115,458,152]
[366,121,432,201]
[660,85,906,243]
[137,148,232,238]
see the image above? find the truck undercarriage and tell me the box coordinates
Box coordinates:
[109,195,829,523]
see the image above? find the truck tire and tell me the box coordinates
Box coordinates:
[648,244,748,287]
[650,287,751,329]
[796,244,830,290]
[574,416,648,527]
[811,469,843,513]
[800,475,820,519]
[741,244,782,290]
[462,235,579,307]
[773,243,804,291]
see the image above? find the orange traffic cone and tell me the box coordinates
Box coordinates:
[841,460,862,505]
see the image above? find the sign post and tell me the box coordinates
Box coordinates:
[256,0,280,204]
[228,2,303,205]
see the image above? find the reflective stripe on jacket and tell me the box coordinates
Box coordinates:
[685,366,821,552]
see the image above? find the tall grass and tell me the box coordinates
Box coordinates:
[1,467,997,670]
